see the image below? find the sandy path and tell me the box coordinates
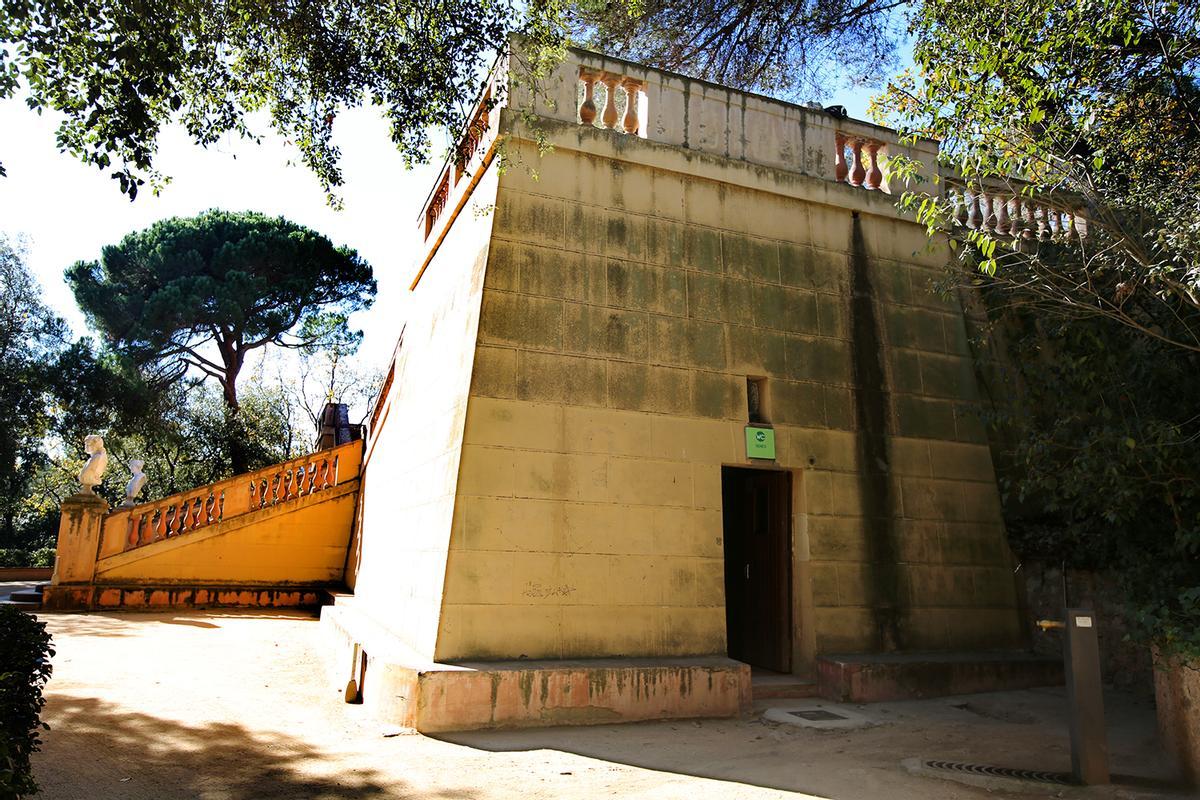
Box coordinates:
[29,611,1183,800]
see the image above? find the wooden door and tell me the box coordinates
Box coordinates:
[722,467,792,672]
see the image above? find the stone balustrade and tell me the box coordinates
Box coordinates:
[835,132,888,192]
[944,180,1089,241]
[577,67,645,135]
[124,446,348,551]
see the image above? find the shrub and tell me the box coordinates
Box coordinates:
[0,549,54,570]
[0,606,53,799]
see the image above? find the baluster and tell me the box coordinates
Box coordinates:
[320,459,332,490]
[621,78,641,134]
[331,455,340,487]
[175,500,188,534]
[578,69,598,126]
[834,133,848,183]
[164,506,176,538]
[1020,201,1035,239]
[1033,204,1047,240]
[966,191,982,230]
[848,139,866,187]
[205,493,216,525]
[996,196,1011,236]
[952,188,969,227]
[981,193,996,233]
[1009,197,1023,238]
[216,490,225,522]
[1064,211,1078,238]
[153,507,165,541]
[864,142,882,190]
[601,73,619,130]
[129,514,144,548]
[1048,209,1062,238]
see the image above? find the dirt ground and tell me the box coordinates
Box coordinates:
[29,610,1191,800]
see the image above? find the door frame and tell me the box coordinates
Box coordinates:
[720,464,794,673]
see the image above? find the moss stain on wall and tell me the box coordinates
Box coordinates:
[849,212,906,651]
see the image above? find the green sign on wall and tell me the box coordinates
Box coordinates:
[745,426,776,460]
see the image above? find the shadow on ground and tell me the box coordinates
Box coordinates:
[36,694,478,800]
[438,688,1189,799]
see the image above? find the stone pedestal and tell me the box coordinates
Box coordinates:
[1154,651,1200,788]
[51,493,109,585]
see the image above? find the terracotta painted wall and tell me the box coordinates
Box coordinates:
[434,99,1022,663]
[347,164,500,660]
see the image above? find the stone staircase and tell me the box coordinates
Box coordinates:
[1,583,45,610]
[41,440,364,611]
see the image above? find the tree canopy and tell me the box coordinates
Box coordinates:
[0,0,566,200]
[569,0,905,99]
[66,210,375,472]
[878,0,1200,351]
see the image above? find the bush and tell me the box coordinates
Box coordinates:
[0,549,54,570]
[25,550,53,570]
[0,606,53,799]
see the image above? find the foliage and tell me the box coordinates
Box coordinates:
[0,0,566,201]
[0,548,53,568]
[568,0,905,98]
[0,236,147,554]
[878,0,1200,352]
[0,606,53,799]
[66,210,375,472]
[290,314,383,447]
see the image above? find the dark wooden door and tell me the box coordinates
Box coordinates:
[722,467,792,672]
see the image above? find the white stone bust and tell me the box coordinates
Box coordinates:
[121,459,147,507]
[78,434,108,495]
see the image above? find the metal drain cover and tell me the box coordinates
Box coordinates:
[788,709,846,721]
[923,760,1075,786]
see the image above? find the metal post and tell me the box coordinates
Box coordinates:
[1063,608,1109,785]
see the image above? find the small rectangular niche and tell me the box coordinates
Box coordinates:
[747,377,770,423]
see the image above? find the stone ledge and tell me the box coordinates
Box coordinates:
[818,651,1064,703]
[321,603,751,732]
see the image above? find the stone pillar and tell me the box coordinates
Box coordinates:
[51,493,109,586]
[1154,651,1200,788]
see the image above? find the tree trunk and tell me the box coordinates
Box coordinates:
[220,346,249,475]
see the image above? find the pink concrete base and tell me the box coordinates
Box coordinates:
[1153,653,1200,788]
[41,584,327,611]
[321,605,751,732]
[818,651,1063,702]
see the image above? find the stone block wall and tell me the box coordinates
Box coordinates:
[433,120,1024,665]
[347,166,501,660]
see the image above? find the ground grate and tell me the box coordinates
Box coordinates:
[787,709,847,722]
[922,760,1076,786]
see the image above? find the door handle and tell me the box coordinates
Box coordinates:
[745,563,750,579]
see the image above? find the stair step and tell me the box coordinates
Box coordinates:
[9,591,42,603]
[754,680,820,699]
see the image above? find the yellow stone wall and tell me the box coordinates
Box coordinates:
[433,111,1022,663]
[347,165,501,660]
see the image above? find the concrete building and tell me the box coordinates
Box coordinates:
[324,43,1048,730]
[46,42,1067,732]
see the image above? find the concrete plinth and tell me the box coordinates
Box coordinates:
[321,604,751,732]
[1153,653,1200,788]
[818,651,1064,703]
[52,493,108,586]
